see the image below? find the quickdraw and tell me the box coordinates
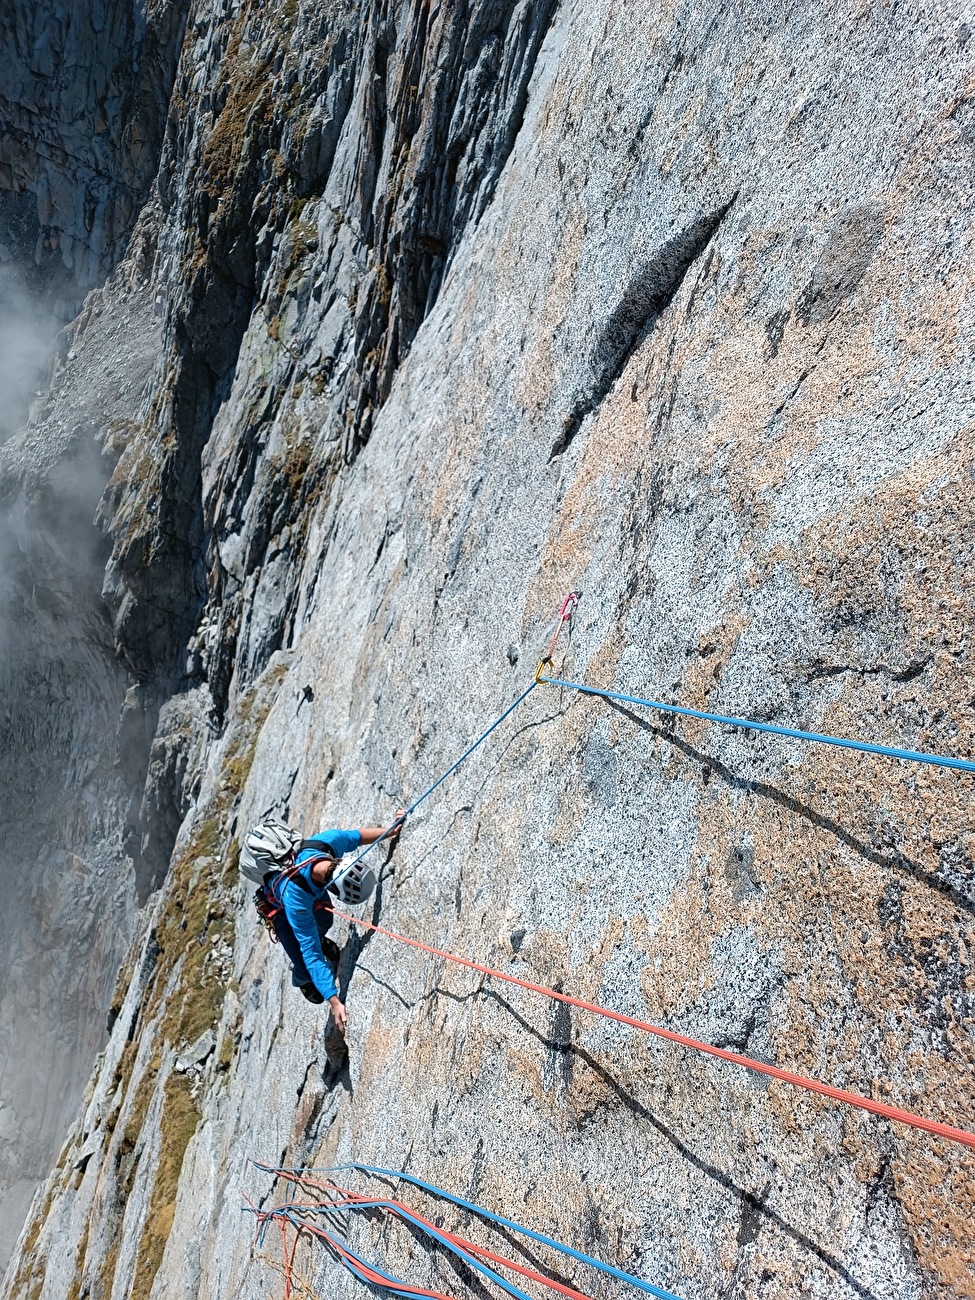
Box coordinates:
[536,589,581,681]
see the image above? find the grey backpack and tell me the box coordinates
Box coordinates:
[239,818,303,885]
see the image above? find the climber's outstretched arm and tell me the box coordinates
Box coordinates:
[357,809,406,846]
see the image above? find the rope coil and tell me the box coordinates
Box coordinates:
[254,1161,681,1299]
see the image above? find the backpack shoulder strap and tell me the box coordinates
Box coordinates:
[298,838,337,857]
[269,842,337,903]
[266,863,313,899]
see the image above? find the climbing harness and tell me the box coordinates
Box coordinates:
[323,903,975,1152]
[254,847,339,942]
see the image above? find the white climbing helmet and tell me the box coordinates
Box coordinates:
[328,860,377,906]
[239,818,303,884]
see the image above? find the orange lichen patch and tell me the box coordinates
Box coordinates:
[502,1025,549,1102]
[666,615,750,752]
[682,181,968,546]
[800,437,974,664]
[558,385,652,524]
[538,632,630,849]
[546,787,589,850]
[643,411,975,1272]
[892,1140,975,1294]
[443,1021,489,1101]
[694,301,881,496]
[355,1014,406,1099]
[425,403,489,524]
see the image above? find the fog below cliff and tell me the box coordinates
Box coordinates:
[0,264,55,446]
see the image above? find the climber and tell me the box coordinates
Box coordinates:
[245,815,405,1035]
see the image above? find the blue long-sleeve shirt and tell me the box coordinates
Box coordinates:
[278,827,361,1000]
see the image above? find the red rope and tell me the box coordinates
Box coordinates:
[271,1169,595,1300]
[327,907,975,1152]
[297,1217,458,1300]
[250,1192,459,1300]
[278,1217,294,1300]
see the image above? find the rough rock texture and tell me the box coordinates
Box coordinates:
[0,0,188,291]
[2,1,975,1299]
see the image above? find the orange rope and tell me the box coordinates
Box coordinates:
[327,907,975,1153]
[273,1169,595,1300]
[249,1192,460,1300]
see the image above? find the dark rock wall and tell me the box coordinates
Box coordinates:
[0,0,191,1266]
[0,0,189,291]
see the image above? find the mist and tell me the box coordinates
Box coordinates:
[0,251,131,1271]
[0,257,56,447]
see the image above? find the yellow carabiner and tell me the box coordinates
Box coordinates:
[535,657,553,684]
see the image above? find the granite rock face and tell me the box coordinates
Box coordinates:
[2,1,975,1299]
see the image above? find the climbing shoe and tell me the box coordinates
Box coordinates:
[299,981,325,1005]
[321,937,341,966]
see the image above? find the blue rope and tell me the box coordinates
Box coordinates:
[321,1163,683,1300]
[342,682,538,869]
[540,674,975,773]
[287,1211,428,1298]
[246,1202,437,1299]
[272,1195,536,1300]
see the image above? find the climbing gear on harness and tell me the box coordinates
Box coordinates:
[254,846,338,940]
[253,887,281,938]
[329,859,377,905]
[240,818,303,884]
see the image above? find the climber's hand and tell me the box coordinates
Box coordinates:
[389,808,407,840]
[329,996,347,1035]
